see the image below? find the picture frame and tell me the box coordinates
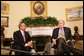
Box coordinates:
[31,1,47,17]
[1,16,9,27]
[65,6,83,21]
[1,2,9,14]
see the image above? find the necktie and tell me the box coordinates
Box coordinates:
[23,32,26,42]
[60,28,66,41]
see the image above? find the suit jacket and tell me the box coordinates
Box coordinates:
[13,30,31,48]
[52,27,73,41]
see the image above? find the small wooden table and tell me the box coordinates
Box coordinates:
[72,35,83,40]
[1,38,12,46]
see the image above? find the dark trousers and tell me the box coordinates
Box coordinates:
[53,38,70,55]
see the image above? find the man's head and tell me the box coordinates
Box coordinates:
[19,23,27,31]
[58,20,65,28]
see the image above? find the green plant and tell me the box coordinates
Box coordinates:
[20,16,58,27]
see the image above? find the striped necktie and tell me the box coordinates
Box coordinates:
[23,32,26,42]
[60,28,66,41]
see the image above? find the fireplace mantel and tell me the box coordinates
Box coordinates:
[26,26,57,51]
[26,26,57,37]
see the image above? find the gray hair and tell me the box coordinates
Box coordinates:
[58,20,65,24]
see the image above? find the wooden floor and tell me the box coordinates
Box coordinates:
[1,40,83,55]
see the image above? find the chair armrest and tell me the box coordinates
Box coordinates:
[68,40,75,47]
[10,41,14,49]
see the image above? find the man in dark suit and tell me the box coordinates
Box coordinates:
[13,23,35,55]
[52,20,75,55]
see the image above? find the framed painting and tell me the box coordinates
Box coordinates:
[31,1,47,17]
[1,16,9,27]
[65,6,83,21]
[1,2,9,14]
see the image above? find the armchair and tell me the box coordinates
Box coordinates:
[9,40,37,55]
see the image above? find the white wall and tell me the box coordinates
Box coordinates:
[1,1,30,38]
[1,1,83,38]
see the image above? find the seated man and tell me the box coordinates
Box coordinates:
[13,22,36,55]
[51,20,75,55]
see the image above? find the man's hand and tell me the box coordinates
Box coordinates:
[72,39,75,42]
[27,41,32,47]
[52,39,56,45]
[66,40,70,44]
